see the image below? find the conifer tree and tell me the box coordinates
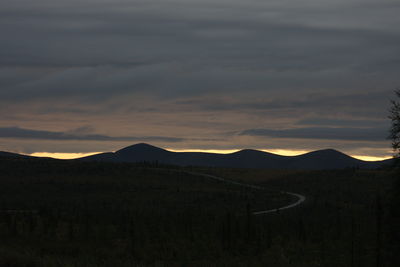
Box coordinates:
[388,89,400,265]
[389,89,400,162]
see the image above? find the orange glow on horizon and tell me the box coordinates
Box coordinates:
[351,155,392,161]
[168,148,310,156]
[30,152,101,159]
[167,148,241,154]
[262,149,310,156]
[168,148,392,161]
[29,149,392,162]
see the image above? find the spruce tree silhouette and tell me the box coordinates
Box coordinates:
[388,89,400,266]
[389,89,400,162]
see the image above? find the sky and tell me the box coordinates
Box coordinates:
[1,0,399,160]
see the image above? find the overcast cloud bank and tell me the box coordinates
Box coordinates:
[0,0,398,157]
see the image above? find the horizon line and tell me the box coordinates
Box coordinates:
[25,147,393,161]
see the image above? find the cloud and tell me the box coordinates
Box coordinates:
[172,90,394,120]
[0,0,399,100]
[0,0,398,158]
[296,118,390,128]
[0,126,184,143]
[239,126,387,141]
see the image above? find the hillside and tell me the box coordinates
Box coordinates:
[79,143,393,170]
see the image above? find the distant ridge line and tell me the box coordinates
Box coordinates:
[0,143,393,170]
[76,143,393,170]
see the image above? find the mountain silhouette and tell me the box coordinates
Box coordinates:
[79,143,394,170]
[0,151,31,158]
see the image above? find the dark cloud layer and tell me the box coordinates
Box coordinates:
[0,0,398,157]
[0,127,184,143]
[239,127,386,141]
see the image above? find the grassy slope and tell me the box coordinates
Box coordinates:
[0,158,396,266]
[199,167,396,266]
[0,158,289,266]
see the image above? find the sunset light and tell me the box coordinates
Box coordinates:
[28,149,393,161]
[30,152,102,160]
[1,0,399,264]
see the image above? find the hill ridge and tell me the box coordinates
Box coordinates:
[1,143,393,169]
[78,143,393,170]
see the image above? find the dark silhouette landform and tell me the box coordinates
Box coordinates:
[79,143,393,170]
[1,143,393,170]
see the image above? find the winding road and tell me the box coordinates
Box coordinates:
[1,169,306,215]
[184,170,306,215]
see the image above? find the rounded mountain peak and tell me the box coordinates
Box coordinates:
[116,143,169,155]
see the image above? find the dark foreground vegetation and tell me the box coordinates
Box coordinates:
[0,157,398,266]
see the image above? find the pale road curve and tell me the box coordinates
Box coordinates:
[0,168,306,215]
[184,170,306,215]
